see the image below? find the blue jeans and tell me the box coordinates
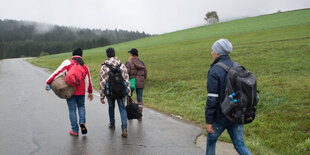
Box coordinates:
[107,97,127,130]
[131,88,144,103]
[206,119,251,155]
[66,95,85,133]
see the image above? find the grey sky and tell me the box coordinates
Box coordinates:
[0,0,309,34]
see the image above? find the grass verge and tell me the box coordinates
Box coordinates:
[29,9,310,154]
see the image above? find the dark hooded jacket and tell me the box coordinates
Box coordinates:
[126,57,147,88]
[205,55,234,124]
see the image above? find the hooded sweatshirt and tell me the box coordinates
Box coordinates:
[125,57,147,88]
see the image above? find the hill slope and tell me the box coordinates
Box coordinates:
[30,9,310,154]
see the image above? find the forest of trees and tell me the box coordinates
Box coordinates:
[0,19,150,59]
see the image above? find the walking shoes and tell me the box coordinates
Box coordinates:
[80,123,88,134]
[69,130,79,136]
[122,128,127,137]
[108,123,115,129]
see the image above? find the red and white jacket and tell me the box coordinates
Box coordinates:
[46,56,93,95]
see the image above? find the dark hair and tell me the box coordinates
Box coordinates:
[72,48,83,57]
[128,48,138,56]
[106,47,115,58]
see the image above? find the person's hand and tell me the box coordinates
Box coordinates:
[101,98,105,104]
[127,96,132,100]
[88,93,93,101]
[206,124,215,134]
[45,85,51,91]
[127,96,132,104]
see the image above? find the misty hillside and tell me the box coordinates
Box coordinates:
[0,19,150,59]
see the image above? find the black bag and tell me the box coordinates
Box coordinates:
[104,63,128,99]
[126,97,142,120]
[215,61,259,124]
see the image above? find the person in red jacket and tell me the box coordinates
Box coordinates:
[45,48,93,136]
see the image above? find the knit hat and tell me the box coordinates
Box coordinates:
[128,48,138,56]
[106,47,115,58]
[72,48,83,57]
[211,39,233,55]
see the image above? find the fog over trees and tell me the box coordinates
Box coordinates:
[0,19,150,59]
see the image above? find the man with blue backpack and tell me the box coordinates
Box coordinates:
[99,47,131,137]
[205,39,258,155]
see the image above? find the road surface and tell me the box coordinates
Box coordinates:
[0,58,237,155]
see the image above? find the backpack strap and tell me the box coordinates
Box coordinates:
[69,59,76,65]
[104,63,113,70]
[214,62,229,72]
[104,63,122,71]
[116,63,122,69]
[214,61,239,72]
[232,61,239,67]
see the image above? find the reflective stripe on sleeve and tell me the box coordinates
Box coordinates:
[208,93,219,97]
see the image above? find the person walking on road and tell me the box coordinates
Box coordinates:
[125,48,147,121]
[45,48,93,136]
[100,47,131,137]
[205,39,251,155]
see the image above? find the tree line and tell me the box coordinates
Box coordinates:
[0,19,150,59]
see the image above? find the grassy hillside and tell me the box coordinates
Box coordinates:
[30,9,310,154]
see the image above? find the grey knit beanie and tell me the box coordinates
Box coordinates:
[211,39,233,55]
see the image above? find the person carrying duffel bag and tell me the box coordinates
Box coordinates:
[125,48,147,121]
[45,48,93,136]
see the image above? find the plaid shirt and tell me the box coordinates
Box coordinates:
[100,57,131,99]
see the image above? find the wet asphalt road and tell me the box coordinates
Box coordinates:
[0,58,205,155]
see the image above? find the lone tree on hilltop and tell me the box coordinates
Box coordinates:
[205,11,219,24]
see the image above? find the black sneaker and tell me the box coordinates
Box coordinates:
[80,123,88,134]
[108,123,115,129]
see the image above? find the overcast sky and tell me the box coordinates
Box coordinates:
[0,0,309,34]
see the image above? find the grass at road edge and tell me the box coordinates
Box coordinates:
[28,9,310,154]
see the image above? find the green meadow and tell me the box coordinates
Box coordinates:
[29,9,310,154]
